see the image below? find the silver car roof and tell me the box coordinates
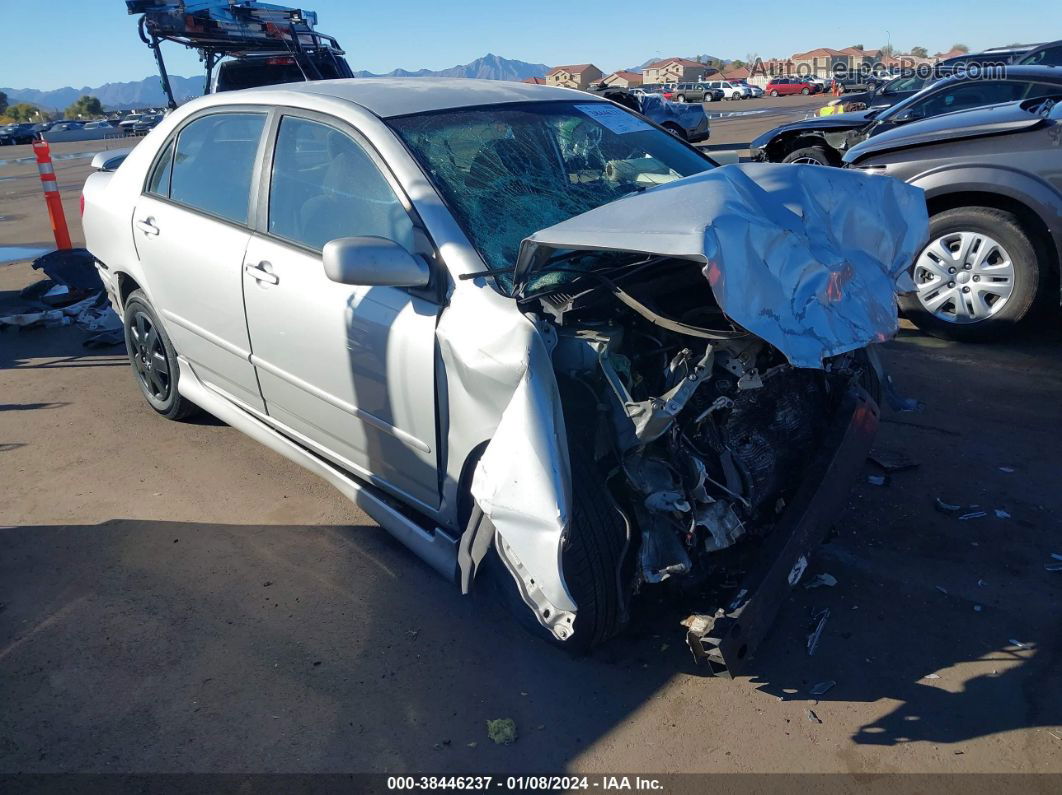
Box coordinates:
[220,77,595,118]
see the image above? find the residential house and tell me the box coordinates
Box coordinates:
[545,64,604,90]
[747,57,793,86]
[600,70,643,88]
[642,57,715,85]
[522,76,546,85]
[720,66,751,82]
[790,46,882,78]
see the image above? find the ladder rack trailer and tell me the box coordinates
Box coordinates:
[127,0,353,108]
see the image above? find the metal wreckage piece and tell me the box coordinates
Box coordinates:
[456,163,926,669]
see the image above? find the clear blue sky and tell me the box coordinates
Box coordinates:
[2,0,1059,90]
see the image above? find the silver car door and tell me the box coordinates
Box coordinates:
[132,110,268,412]
[242,113,441,511]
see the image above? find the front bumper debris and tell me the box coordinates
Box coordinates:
[684,385,879,677]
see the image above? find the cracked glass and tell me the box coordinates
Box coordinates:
[389,101,714,293]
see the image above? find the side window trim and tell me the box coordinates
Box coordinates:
[139,106,273,231]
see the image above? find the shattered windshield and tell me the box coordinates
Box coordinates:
[388,101,714,293]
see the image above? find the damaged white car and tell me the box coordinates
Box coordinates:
[83,79,928,672]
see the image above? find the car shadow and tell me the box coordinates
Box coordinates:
[2,501,1058,772]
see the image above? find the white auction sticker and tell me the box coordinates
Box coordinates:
[574,104,653,134]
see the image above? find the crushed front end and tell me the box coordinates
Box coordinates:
[499,164,927,665]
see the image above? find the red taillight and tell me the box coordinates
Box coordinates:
[80,193,85,217]
[266,56,295,65]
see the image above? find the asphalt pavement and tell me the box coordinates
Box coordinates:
[1,115,1060,775]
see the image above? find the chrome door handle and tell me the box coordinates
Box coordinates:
[135,217,159,237]
[244,261,279,285]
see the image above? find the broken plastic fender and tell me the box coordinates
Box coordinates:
[515,163,929,368]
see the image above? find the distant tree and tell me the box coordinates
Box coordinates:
[911,46,929,58]
[64,95,103,119]
[730,59,746,68]
[880,43,895,58]
[852,44,864,50]
[8,103,43,122]
[950,43,970,53]
[0,90,7,115]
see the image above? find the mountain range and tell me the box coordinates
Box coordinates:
[353,53,549,81]
[2,75,206,111]
[2,54,549,111]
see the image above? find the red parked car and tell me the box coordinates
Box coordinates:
[764,77,814,96]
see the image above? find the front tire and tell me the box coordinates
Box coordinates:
[483,424,629,652]
[676,95,687,103]
[123,290,199,420]
[900,207,1045,341]
[770,90,779,97]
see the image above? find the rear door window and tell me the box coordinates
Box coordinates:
[168,112,266,224]
[915,81,1028,117]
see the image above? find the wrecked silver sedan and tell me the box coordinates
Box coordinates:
[82,79,928,670]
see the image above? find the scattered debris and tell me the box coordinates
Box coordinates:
[467,741,477,748]
[486,718,517,745]
[998,466,1015,473]
[977,579,986,587]
[868,448,919,473]
[935,585,948,595]
[974,605,983,612]
[958,511,987,521]
[788,555,808,586]
[806,708,822,724]
[1045,563,1062,573]
[809,680,836,696]
[806,608,830,656]
[922,673,941,680]
[866,474,888,486]
[934,498,962,515]
[805,573,838,590]
[1052,553,1062,562]
[1008,640,1027,649]
[994,509,1011,519]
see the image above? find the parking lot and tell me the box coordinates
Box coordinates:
[2,103,1061,775]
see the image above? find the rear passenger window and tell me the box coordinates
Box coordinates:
[168,112,265,224]
[267,116,415,253]
[147,139,174,197]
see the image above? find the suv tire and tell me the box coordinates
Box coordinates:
[122,290,199,420]
[900,207,1046,341]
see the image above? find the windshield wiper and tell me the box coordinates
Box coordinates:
[457,265,516,281]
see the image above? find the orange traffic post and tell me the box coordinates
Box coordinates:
[32,140,73,250]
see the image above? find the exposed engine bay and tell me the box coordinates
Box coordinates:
[525,255,879,587]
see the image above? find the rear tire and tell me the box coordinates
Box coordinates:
[123,290,199,420]
[899,207,1045,341]
[662,122,687,140]
[801,87,810,95]
[676,95,687,103]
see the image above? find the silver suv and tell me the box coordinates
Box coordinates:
[83,79,926,658]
